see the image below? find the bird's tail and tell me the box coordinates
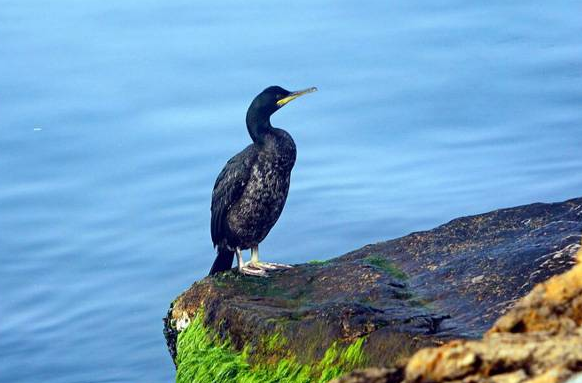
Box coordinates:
[209,246,235,275]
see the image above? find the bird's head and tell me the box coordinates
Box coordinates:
[248,85,317,118]
[246,85,317,143]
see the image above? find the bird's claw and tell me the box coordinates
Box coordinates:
[245,261,293,271]
[264,262,294,270]
[238,265,268,277]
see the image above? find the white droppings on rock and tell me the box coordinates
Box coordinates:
[176,313,191,331]
[471,275,484,284]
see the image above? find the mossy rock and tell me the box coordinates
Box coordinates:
[165,197,582,382]
[175,311,367,383]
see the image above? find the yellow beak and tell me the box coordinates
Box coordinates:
[276,87,318,107]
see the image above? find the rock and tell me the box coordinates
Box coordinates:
[331,368,403,383]
[164,197,582,382]
[339,197,582,337]
[402,245,582,383]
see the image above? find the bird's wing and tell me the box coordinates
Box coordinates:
[211,145,257,246]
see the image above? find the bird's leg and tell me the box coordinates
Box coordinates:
[238,247,267,277]
[245,245,293,270]
[250,245,259,264]
[236,247,244,270]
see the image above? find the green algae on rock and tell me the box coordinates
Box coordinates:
[175,310,366,383]
[364,256,408,280]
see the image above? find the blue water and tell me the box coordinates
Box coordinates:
[1,1,581,382]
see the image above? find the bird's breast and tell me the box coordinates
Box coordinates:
[226,154,293,247]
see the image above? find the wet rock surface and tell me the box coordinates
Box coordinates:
[334,242,582,383]
[164,197,582,374]
[340,197,582,337]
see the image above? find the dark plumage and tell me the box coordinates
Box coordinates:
[209,85,317,275]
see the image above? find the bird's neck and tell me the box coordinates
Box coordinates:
[246,109,272,144]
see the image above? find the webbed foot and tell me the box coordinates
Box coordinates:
[238,264,268,277]
[245,261,293,271]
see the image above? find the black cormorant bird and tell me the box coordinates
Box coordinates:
[209,85,317,276]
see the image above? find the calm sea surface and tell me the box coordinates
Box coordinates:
[1,1,581,382]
